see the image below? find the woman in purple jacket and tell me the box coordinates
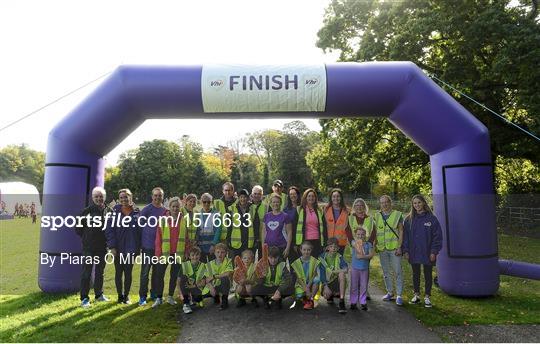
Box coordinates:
[105,189,141,304]
[402,194,442,308]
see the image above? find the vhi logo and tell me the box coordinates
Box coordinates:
[208,77,225,90]
[303,75,320,88]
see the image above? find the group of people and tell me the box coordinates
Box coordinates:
[6,201,37,223]
[75,179,442,315]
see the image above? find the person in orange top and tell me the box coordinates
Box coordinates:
[324,188,352,255]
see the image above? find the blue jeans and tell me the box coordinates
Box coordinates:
[379,249,403,296]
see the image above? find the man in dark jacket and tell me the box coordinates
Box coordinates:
[75,186,112,308]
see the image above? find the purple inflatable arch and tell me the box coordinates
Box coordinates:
[39,62,539,296]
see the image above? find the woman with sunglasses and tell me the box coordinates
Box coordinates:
[195,193,222,262]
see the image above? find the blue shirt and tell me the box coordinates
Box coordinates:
[332,208,341,222]
[195,210,221,254]
[382,211,404,225]
[318,252,348,283]
[299,257,320,284]
[351,241,372,270]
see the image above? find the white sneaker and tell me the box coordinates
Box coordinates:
[424,296,432,308]
[81,298,91,308]
[152,297,163,308]
[96,294,109,302]
[167,296,177,305]
[410,294,421,304]
[183,303,193,314]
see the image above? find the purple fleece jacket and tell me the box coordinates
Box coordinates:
[402,212,443,265]
[140,203,167,250]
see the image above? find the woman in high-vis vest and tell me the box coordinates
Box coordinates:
[284,186,301,261]
[346,198,376,300]
[154,197,187,308]
[295,188,327,258]
[228,189,256,259]
[194,193,222,263]
[105,188,141,305]
[374,195,405,306]
[250,185,267,256]
[324,188,352,255]
[182,194,198,248]
[349,198,376,244]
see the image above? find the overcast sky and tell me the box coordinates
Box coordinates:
[0,0,340,166]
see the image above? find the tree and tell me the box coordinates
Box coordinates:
[0,144,45,194]
[275,131,317,190]
[230,154,262,191]
[314,0,540,194]
[245,129,283,188]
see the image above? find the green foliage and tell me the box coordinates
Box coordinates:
[495,155,540,194]
[230,154,262,192]
[245,121,319,190]
[0,144,45,194]
[314,0,540,195]
[105,137,213,201]
[307,118,430,196]
[245,129,283,189]
[275,127,318,190]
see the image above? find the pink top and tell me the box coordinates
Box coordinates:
[305,207,320,240]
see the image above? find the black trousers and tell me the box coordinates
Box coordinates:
[155,262,182,298]
[179,275,203,301]
[411,263,433,296]
[211,277,231,296]
[114,256,134,297]
[251,283,294,298]
[139,248,158,298]
[80,249,106,300]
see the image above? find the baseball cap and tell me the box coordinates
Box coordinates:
[273,180,284,187]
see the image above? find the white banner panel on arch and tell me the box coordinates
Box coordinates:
[201,64,327,113]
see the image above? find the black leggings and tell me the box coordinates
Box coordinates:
[155,262,181,298]
[411,263,433,296]
[114,259,134,297]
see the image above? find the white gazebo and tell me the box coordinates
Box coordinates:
[0,182,41,216]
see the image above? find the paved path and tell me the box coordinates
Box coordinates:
[177,283,441,342]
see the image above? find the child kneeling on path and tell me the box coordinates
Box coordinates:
[290,241,321,310]
[233,249,259,308]
[251,246,294,309]
[179,246,207,314]
[350,227,374,311]
[319,238,348,314]
[205,243,233,310]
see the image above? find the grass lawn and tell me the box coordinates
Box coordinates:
[369,234,540,327]
[0,218,180,342]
